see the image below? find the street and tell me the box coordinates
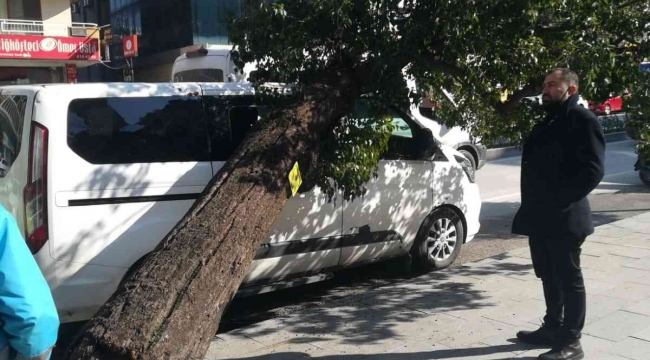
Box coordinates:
[214,138,650,334]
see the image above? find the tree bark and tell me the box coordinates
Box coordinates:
[65,82,355,360]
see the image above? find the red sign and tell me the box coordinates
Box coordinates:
[122,35,138,58]
[0,34,100,61]
[65,64,77,83]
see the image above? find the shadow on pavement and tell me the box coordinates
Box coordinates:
[218,259,541,355]
[219,342,540,359]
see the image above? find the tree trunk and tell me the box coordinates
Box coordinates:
[65,83,354,360]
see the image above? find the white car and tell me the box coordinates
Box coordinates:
[0,83,481,323]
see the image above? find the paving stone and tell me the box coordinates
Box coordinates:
[384,340,454,359]
[505,247,532,260]
[205,333,267,360]
[606,336,650,360]
[580,254,635,272]
[604,244,650,259]
[488,280,544,302]
[481,298,546,327]
[469,275,533,294]
[584,310,650,342]
[386,312,468,343]
[582,354,638,360]
[300,335,406,358]
[611,219,650,234]
[602,282,650,301]
[631,324,650,342]
[623,257,650,271]
[618,267,650,286]
[479,328,539,355]
[444,297,522,322]
[584,278,619,296]
[361,283,492,316]
[632,212,650,223]
[579,334,617,353]
[588,234,630,245]
[593,225,637,239]
[205,341,316,360]
[387,341,521,360]
[582,267,650,286]
[586,294,635,325]
[403,315,516,349]
[614,232,650,249]
[514,348,547,358]
[623,298,650,317]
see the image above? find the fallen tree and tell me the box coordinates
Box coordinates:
[65,1,649,359]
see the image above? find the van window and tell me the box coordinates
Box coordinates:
[0,95,27,178]
[67,96,210,164]
[173,69,224,82]
[204,96,260,161]
[390,112,413,138]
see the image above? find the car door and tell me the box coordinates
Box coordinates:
[201,93,342,283]
[340,105,434,266]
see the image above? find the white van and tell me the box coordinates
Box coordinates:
[0,83,481,323]
[171,45,255,83]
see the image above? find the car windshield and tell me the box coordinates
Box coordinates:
[173,69,224,82]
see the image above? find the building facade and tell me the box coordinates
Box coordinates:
[106,0,245,82]
[0,0,102,85]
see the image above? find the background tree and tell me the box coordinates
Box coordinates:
[66,1,649,359]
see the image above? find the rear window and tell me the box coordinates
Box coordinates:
[173,69,224,82]
[67,96,210,164]
[0,95,27,178]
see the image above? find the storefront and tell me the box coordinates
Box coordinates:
[0,29,101,85]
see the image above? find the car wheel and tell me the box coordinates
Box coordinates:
[641,171,650,186]
[459,149,477,171]
[411,208,464,272]
[605,105,611,115]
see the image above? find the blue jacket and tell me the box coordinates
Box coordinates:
[0,207,59,359]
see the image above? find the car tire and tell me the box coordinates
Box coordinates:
[459,149,477,171]
[411,208,464,272]
[605,105,611,115]
[640,171,650,186]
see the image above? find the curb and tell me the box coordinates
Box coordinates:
[487,132,632,161]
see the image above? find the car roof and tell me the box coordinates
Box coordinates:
[2,82,260,97]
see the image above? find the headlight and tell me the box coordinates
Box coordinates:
[455,155,476,183]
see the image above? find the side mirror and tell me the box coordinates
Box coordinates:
[418,128,438,158]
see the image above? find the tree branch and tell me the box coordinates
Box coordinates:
[534,22,573,36]
[495,80,542,115]
[430,60,466,78]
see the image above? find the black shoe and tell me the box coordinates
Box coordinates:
[516,324,559,347]
[538,339,584,360]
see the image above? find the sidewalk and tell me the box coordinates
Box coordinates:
[205,212,650,360]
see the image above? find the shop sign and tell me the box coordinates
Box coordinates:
[123,35,138,58]
[0,34,100,61]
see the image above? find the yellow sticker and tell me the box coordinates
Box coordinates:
[289,162,302,196]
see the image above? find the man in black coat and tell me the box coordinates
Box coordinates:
[512,68,605,360]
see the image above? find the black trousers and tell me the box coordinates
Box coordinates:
[529,235,586,341]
